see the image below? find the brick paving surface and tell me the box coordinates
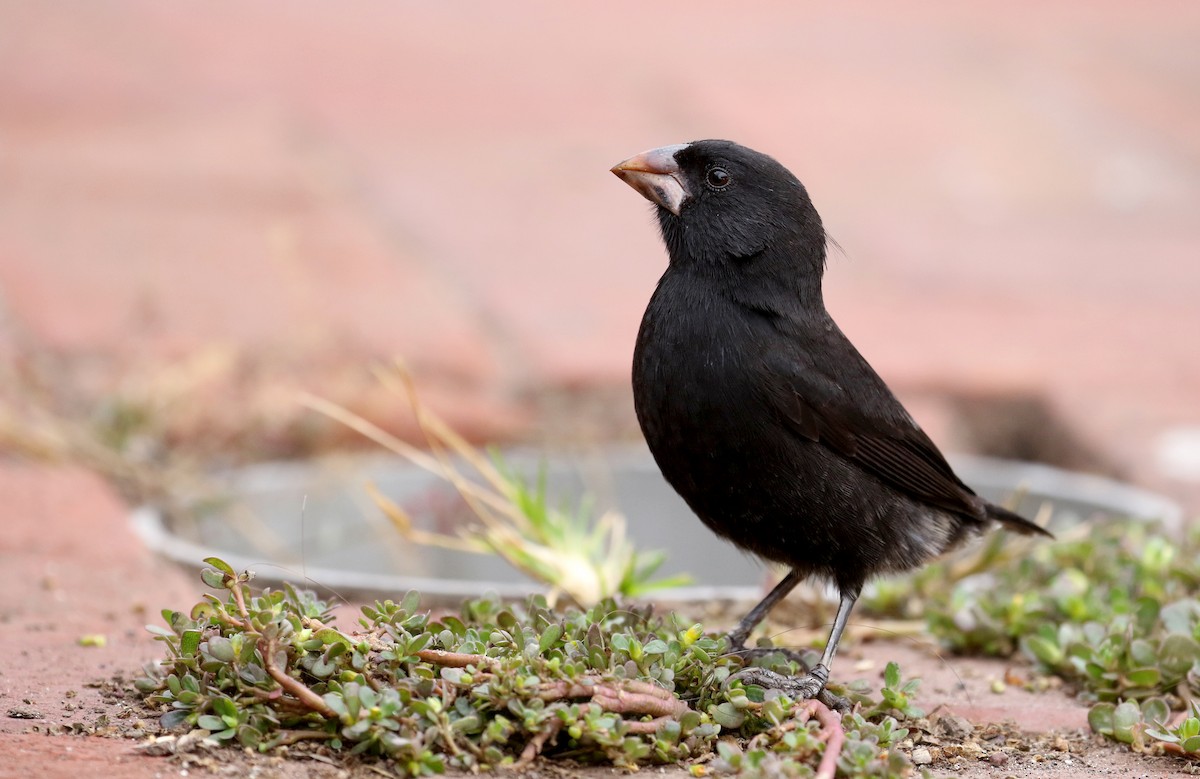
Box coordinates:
[1,2,1199,775]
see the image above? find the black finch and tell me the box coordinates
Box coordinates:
[612,140,1051,700]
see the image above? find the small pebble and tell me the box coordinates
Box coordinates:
[988,751,1008,766]
[935,714,974,741]
[911,747,933,765]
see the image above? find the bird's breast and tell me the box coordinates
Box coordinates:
[633,280,782,492]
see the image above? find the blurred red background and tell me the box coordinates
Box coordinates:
[1,1,1198,505]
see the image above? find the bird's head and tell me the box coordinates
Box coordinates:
[612,140,827,284]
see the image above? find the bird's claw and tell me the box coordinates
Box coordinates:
[727,665,850,713]
[729,666,825,699]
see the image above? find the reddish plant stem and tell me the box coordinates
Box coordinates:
[262,638,338,719]
[519,717,564,764]
[803,699,844,779]
[230,583,252,623]
[619,714,674,734]
[537,679,690,719]
[273,729,336,746]
[416,649,497,669]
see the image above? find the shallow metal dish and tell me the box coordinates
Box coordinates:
[131,447,1182,604]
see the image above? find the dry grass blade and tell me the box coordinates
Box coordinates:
[299,389,577,600]
[301,363,689,607]
[373,361,511,503]
[365,482,484,554]
[296,392,511,519]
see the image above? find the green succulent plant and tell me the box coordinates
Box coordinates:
[137,556,924,777]
[860,517,1200,759]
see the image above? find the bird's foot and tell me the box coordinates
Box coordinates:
[727,664,850,713]
[731,664,827,699]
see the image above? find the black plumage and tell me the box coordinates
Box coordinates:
[612,140,1050,699]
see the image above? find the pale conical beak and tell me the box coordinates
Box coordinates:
[610,143,690,215]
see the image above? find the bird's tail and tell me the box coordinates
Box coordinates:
[986,503,1054,538]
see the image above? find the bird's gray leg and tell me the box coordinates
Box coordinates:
[805,586,859,689]
[725,569,804,648]
[729,587,860,708]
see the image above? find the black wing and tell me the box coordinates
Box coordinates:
[761,347,985,520]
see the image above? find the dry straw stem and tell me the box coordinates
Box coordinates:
[297,383,567,598]
[0,403,175,500]
[0,373,296,563]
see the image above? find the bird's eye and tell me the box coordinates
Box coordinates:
[706,167,731,190]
